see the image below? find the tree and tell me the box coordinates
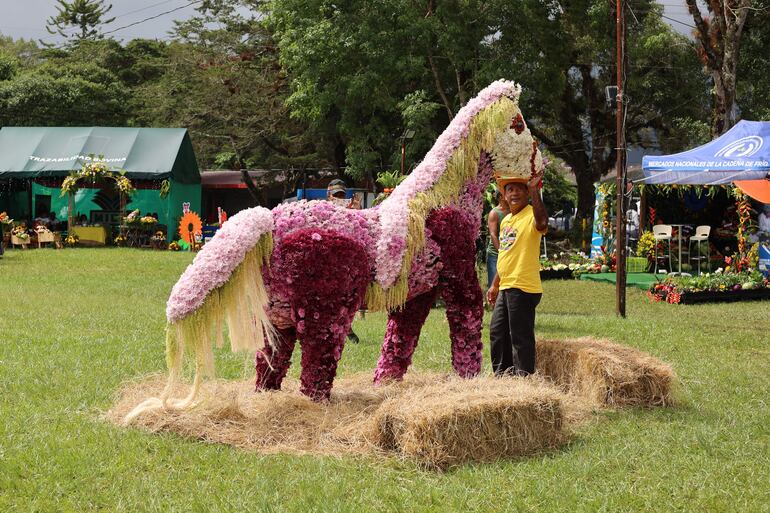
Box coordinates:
[120,0,325,205]
[268,0,495,179]
[483,0,709,219]
[268,0,708,220]
[44,0,115,46]
[737,0,770,120]
[0,48,129,127]
[685,0,753,135]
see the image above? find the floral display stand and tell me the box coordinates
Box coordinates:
[11,233,29,249]
[648,270,769,304]
[675,288,770,304]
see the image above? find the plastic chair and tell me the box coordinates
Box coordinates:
[652,224,672,273]
[688,225,711,274]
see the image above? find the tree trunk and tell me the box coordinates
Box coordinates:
[686,0,750,136]
[575,168,598,222]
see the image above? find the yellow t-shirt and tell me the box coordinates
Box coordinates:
[497,205,546,293]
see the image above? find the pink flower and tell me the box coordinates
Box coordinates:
[166,206,274,323]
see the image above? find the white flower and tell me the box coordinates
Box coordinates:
[490,122,543,180]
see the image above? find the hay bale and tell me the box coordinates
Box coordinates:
[107,373,571,466]
[369,377,567,469]
[106,372,459,456]
[536,337,676,407]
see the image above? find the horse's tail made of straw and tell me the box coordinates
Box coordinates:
[124,207,276,424]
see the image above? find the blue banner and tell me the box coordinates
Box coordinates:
[759,243,770,277]
[591,184,604,259]
[642,120,770,185]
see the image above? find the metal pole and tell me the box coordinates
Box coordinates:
[400,139,406,176]
[615,0,627,318]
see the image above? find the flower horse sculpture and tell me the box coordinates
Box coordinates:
[126,79,544,421]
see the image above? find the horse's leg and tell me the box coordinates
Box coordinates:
[296,287,364,400]
[277,228,369,401]
[440,269,483,378]
[254,326,296,391]
[429,209,484,378]
[373,288,439,384]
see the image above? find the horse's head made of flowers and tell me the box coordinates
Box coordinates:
[491,112,544,190]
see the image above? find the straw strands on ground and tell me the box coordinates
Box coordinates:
[107,337,676,468]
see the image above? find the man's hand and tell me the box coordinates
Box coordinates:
[527,170,544,194]
[348,193,362,209]
[486,284,499,306]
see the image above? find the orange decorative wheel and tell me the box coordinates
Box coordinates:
[178,211,203,246]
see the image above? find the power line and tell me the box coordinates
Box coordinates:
[102,0,203,36]
[660,13,697,29]
[110,0,183,21]
[536,95,704,153]
[24,1,203,57]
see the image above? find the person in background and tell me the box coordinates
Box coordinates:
[326,179,362,344]
[327,179,362,209]
[486,186,510,295]
[757,204,770,242]
[47,212,59,231]
[33,210,50,228]
[486,171,548,377]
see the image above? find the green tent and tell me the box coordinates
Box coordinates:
[0,127,201,239]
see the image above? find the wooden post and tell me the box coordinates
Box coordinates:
[614,0,627,318]
[67,192,75,235]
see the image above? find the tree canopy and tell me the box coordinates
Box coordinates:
[0,0,767,224]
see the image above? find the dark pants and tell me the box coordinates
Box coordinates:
[490,288,541,376]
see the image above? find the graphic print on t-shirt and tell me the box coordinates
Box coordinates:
[499,224,518,251]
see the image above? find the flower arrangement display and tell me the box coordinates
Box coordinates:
[128,81,541,420]
[168,241,181,251]
[60,160,133,197]
[374,80,522,309]
[595,182,616,251]
[140,215,157,226]
[0,212,12,225]
[114,234,127,247]
[11,225,29,241]
[648,269,769,304]
[376,169,407,194]
[115,175,135,196]
[124,209,141,225]
[490,113,543,182]
[64,234,79,247]
[540,251,592,279]
[636,230,657,264]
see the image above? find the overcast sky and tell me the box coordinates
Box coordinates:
[0,0,696,44]
[0,0,202,44]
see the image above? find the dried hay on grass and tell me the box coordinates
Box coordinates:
[367,376,569,469]
[106,372,573,467]
[106,338,675,468]
[536,337,677,407]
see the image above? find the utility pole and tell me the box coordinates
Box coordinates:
[615,0,627,317]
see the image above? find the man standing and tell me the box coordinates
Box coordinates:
[486,171,548,376]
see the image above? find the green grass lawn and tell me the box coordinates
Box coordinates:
[1,248,768,512]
